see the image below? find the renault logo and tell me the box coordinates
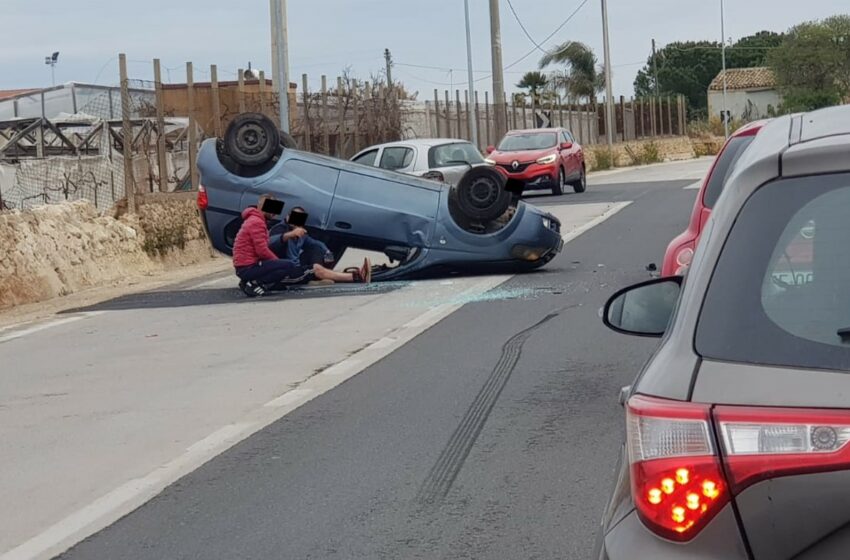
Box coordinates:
[511,161,520,171]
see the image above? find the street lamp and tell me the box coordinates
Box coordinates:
[720,0,729,138]
[270,0,291,133]
[464,0,479,147]
[45,52,59,86]
[600,0,614,148]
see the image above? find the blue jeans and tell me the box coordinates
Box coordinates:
[235,260,313,287]
[269,236,335,267]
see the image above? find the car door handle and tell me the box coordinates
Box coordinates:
[335,221,352,230]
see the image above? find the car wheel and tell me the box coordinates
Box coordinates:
[452,166,512,222]
[572,165,587,194]
[553,167,565,196]
[224,113,281,167]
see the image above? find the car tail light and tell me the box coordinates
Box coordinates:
[197,184,209,210]
[673,246,694,275]
[715,406,850,494]
[626,395,729,541]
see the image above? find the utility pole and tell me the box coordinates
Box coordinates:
[489,0,507,140]
[720,0,729,138]
[464,0,479,147]
[651,39,660,98]
[384,48,393,87]
[270,0,291,133]
[601,0,615,148]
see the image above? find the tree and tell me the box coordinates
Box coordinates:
[539,42,603,103]
[516,71,549,104]
[633,32,785,117]
[769,15,850,111]
[728,31,784,67]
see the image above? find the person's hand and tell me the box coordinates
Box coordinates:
[282,227,307,241]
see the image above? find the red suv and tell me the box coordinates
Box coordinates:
[662,120,767,276]
[485,128,586,196]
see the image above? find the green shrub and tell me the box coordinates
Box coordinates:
[593,148,614,170]
[624,142,662,166]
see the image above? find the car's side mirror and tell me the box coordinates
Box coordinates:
[603,276,683,337]
[486,145,496,154]
[560,141,573,150]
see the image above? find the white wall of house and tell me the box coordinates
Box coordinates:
[708,89,781,121]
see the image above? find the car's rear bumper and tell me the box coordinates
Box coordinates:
[596,508,748,560]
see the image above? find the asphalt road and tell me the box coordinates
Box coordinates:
[58,177,696,560]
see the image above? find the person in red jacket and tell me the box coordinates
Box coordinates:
[233,196,371,297]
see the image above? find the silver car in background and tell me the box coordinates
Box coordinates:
[351,139,490,185]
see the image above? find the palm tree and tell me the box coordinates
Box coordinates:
[516,71,549,105]
[539,42,604,103]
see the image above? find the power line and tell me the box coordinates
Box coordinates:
[499,0,592,76]
[505,0,557,55]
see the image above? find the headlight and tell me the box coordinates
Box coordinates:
[541,217,551,229]
[536,154,558,165]
[484,158,496,165]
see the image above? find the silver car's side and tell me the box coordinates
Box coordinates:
[352,140,486,185]
[597,106,850,559]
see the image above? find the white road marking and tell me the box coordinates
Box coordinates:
[560,201,632,244]
[3,201,631,560]
[0,313,104,345]
[683,181,702,190]
[263,389,315,408]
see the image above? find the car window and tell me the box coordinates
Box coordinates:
[562,131,574,143]
[696,173,850,371]
[703,135,755,209]
[497,132,558,151]
[353,149,379,166]
[379,147,414,170]
[428,143,485,168]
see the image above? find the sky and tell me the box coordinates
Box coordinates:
[1,0,847,99]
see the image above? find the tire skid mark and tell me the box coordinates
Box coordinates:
[416,309,568,505]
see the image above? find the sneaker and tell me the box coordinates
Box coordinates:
[239,280,266,298]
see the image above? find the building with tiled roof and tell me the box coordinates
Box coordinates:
[708,67,781,122]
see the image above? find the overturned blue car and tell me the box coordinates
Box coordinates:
[197,114,563,281]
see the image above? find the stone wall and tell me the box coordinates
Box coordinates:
[584,136,713,170]
[0,195,211,310]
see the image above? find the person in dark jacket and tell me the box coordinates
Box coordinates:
[233,197,371,297]
[269,207,336,268]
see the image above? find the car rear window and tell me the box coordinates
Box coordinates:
[703,135,755,209]
[428,143,484,168]
[696,173,850,371]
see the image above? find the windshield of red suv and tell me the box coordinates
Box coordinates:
[497,132,558,152]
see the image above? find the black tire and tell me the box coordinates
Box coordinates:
[571,165,587,193]
[224,113,280,167]
[281,130,299,149]
[452,166,512,222]
[553,167,565,196]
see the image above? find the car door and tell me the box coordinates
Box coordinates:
[352,148,381,167]
[327,162,441,249]
[378,146,415,174]
[561,131,579,178]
